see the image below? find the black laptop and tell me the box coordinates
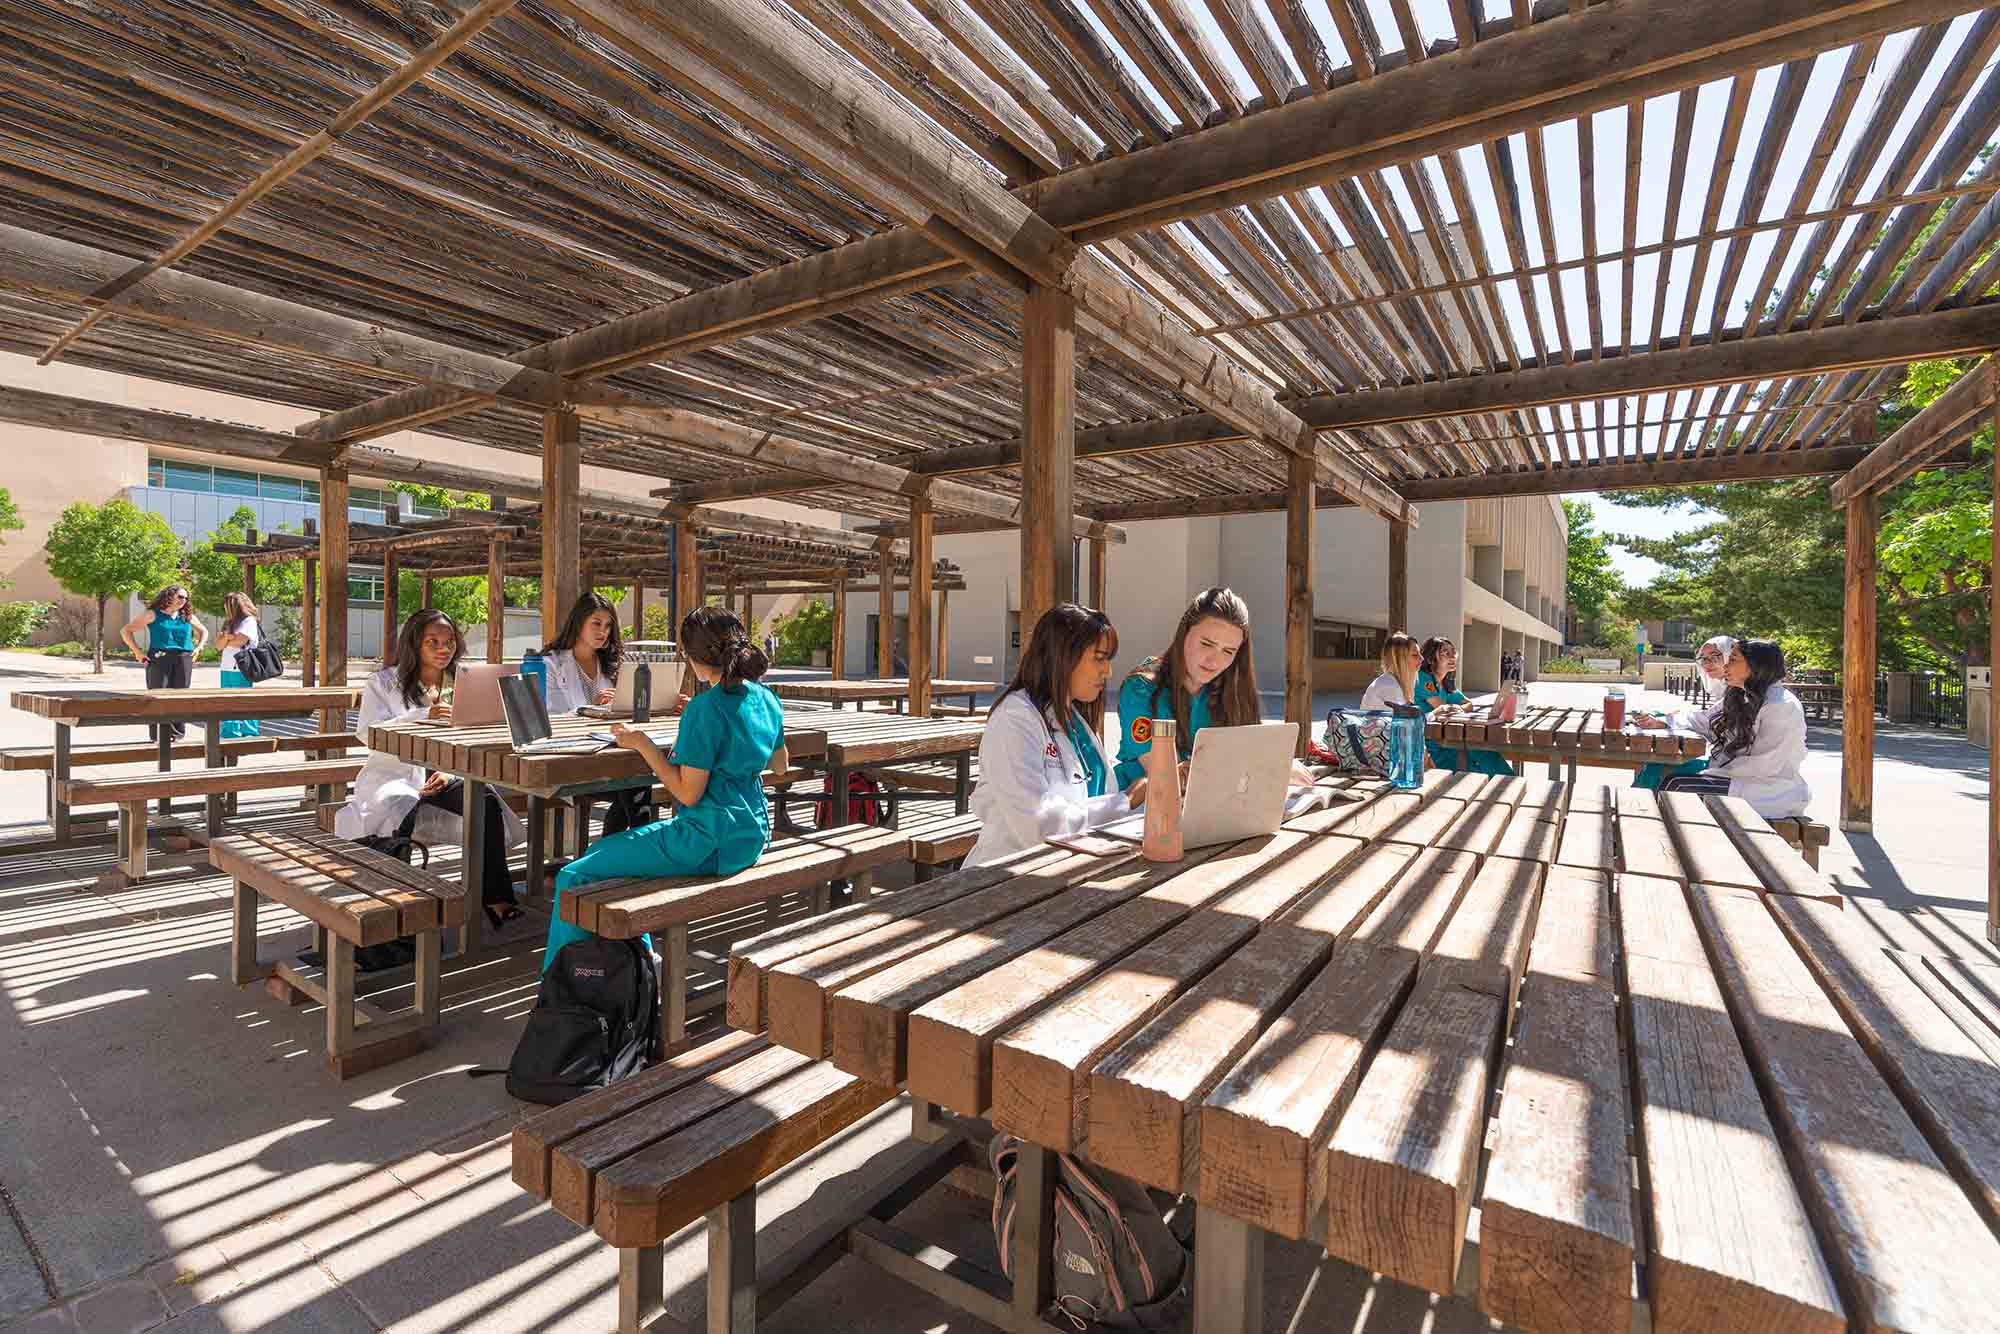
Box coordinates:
[498,674,610,756]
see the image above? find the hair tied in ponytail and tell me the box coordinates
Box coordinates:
[680,606,771,687]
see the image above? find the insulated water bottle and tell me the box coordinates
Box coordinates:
[1387,704,1425,790]
[632,661,653,723]
[1141,717,1184,862]
[520,649,547,702]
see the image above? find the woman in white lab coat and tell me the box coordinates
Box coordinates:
[1647,638,1809,819]
[337,610,526,925]
[542,591,662,834]
[965,604,1152,868]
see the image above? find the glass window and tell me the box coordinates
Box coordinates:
[146,457,165,487]
[259,474,307,502]
[302,479,320,503]
[161,460,212,492]
[213,467,261,498]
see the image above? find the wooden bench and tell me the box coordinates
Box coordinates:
[514,1031,952,1334]
[211,829,465,1078]
[904,812,981,882]
[1769,816,1832,869]
[61,758,367,886]
[560,823,917,1050]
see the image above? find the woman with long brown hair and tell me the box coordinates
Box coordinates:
[1112,587,1262,793]
[214,590,263,739]
[120,583,208,741]
[965,603,1144,868]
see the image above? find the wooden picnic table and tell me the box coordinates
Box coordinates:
[9,685,362,841]
[1428,702,1708,784]
[732,769,2000,1334]
[365,704,982,958]
[769,678,991,713]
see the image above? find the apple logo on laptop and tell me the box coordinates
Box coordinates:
[1235,775,1249,796]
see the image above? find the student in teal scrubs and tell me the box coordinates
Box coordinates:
[1114,587,1268,793]
[1415,636,1513,775]
[542,606,787,969]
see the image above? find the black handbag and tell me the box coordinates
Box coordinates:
[236,637,285,684]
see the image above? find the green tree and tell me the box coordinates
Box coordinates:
[777,599,832,665]
[44,499,183,672]
[385,482,490,514]
[187,507,306,621]
[0,486,23,590]
[1563,499,1624,634]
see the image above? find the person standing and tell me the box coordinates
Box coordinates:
[214,591,262,739]
[121,584,207,741]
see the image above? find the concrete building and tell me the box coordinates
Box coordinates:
[0,354,832,658]
[843,494,1569,697]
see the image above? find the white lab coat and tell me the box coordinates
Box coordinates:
[964,691,1132,868]
[1358,672,1407,711]
[336,668,526,846]
[1695,684,1811,819]
[542,649,612,715]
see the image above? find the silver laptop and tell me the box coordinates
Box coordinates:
[1100,721,1300,849]
[498,673,610,756]
[450,662,516,728]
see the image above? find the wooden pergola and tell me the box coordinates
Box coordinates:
[1,0,1998,931]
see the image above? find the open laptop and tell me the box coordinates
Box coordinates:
[449,662,517,728]
[498,673,610,756]
[1099,721,1300,849]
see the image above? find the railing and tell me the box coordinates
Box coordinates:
[1876,673,1888,717]
[1919,672,1968,730]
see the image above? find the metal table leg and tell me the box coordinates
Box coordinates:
[460,776,487,960]
[823,760,850,827]
[204,724,223,840]
[51,724,71,844]
[525,796,547,903]
[156,726,173,821]
[1010,1143,1055,1331]
[954,752,972,816]
[1193,1207,1264,1334]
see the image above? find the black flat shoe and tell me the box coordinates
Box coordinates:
[484,903,525,931]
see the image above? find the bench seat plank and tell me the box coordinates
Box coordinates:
[594,1059,895,1248]
[59,757,365,804]
[293,833,467,928]
[1616,873,1844,1333]
[1,737,279,771]
[209,836,402,946]
[242,831,442,934]
[1690,885,2000,1331]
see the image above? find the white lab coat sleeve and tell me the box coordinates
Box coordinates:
[1670,702,1718,737]
[971,700,1130,860]
[1705,694,1806,780]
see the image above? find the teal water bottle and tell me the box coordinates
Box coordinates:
[520,649,547,702]
[1387,704,1425,790]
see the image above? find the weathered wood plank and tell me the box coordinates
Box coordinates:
[1616,872,1845,1333]
[1619,814,1684,881]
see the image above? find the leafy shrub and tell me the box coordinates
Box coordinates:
[197,644,223,664]
[0,600,51,647]
[273,608,303,662]
[642,605,673,642]
[1540,658,1592,674]
[776,599,832,666]
[39,641,88,657]
[49,599,97,644]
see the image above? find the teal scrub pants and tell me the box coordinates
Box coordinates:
[218,669,260,738]
[1426,740,1514,776]
[542,820,710,968]
[1634,757,1708,790]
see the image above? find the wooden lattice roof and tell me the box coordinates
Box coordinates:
[4,0,1999,525]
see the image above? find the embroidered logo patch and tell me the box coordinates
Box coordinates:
[1130,716,1153,745]
[1044,742,1060,760]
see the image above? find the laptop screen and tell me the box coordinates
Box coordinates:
[498,673,551,746]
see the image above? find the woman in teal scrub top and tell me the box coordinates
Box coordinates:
[1114,587,1267,794]
[1415,636,1513,775]
[543,605,787,968]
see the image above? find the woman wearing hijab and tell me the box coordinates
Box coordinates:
[1632,634,1734,790]
[1637,638,1809,818]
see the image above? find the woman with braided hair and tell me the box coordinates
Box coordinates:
[541,605,788,968]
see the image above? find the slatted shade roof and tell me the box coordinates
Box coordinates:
[1,0,1996,526]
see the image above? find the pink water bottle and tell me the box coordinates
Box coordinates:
[1141,718,1183,863]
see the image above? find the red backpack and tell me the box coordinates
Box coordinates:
[812,770,886,828]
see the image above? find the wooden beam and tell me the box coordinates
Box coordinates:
[319,469,350,733]
[542,409,581,648]
[1992,402,1999,945]
[936,587,950,679]
[301,556,318,687]
[0,384,337,468]
[909,496,933,717]
[877,543,895,678]
[381,550,400,654]
[831,574,847,680]
[1830,355,1994,503]
[1284,450,1313,759]
[1022,285,1076,644]
[1088,536,1108,613]
[487,536,507,664]
[1842,493,1878,834]
[1389,517,1409,631]
[420,571,434,611]
[35,0,525,366]
[302,0,1981,444]
[675,523,701,698]
[630,580,645,640]
[0,224,626,423]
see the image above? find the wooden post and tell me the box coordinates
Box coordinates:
[909,495,933,716]
[420,571,433,611]
[1990,377,1998,945]
[1841,492,1877,834]
[877,542,895,678]
[1021,284,1076,649]
[319,468,349,735]
[301,556,317,687]
[936,587,950,678]
[1389,517,1409,631]
[381,550,400,654]
[542,407,580,647]
[631,580,645,639]
[240,529,257,604]
[740,589,752,634]
[1088,535,1108,611]
[487,535,506,663]
[1285,450,1314,759]
[675,522,701,697]
[831,574,847,679]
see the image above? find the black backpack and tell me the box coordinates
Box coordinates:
[503,936,660,1104]
[990,1134,1193,1331]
